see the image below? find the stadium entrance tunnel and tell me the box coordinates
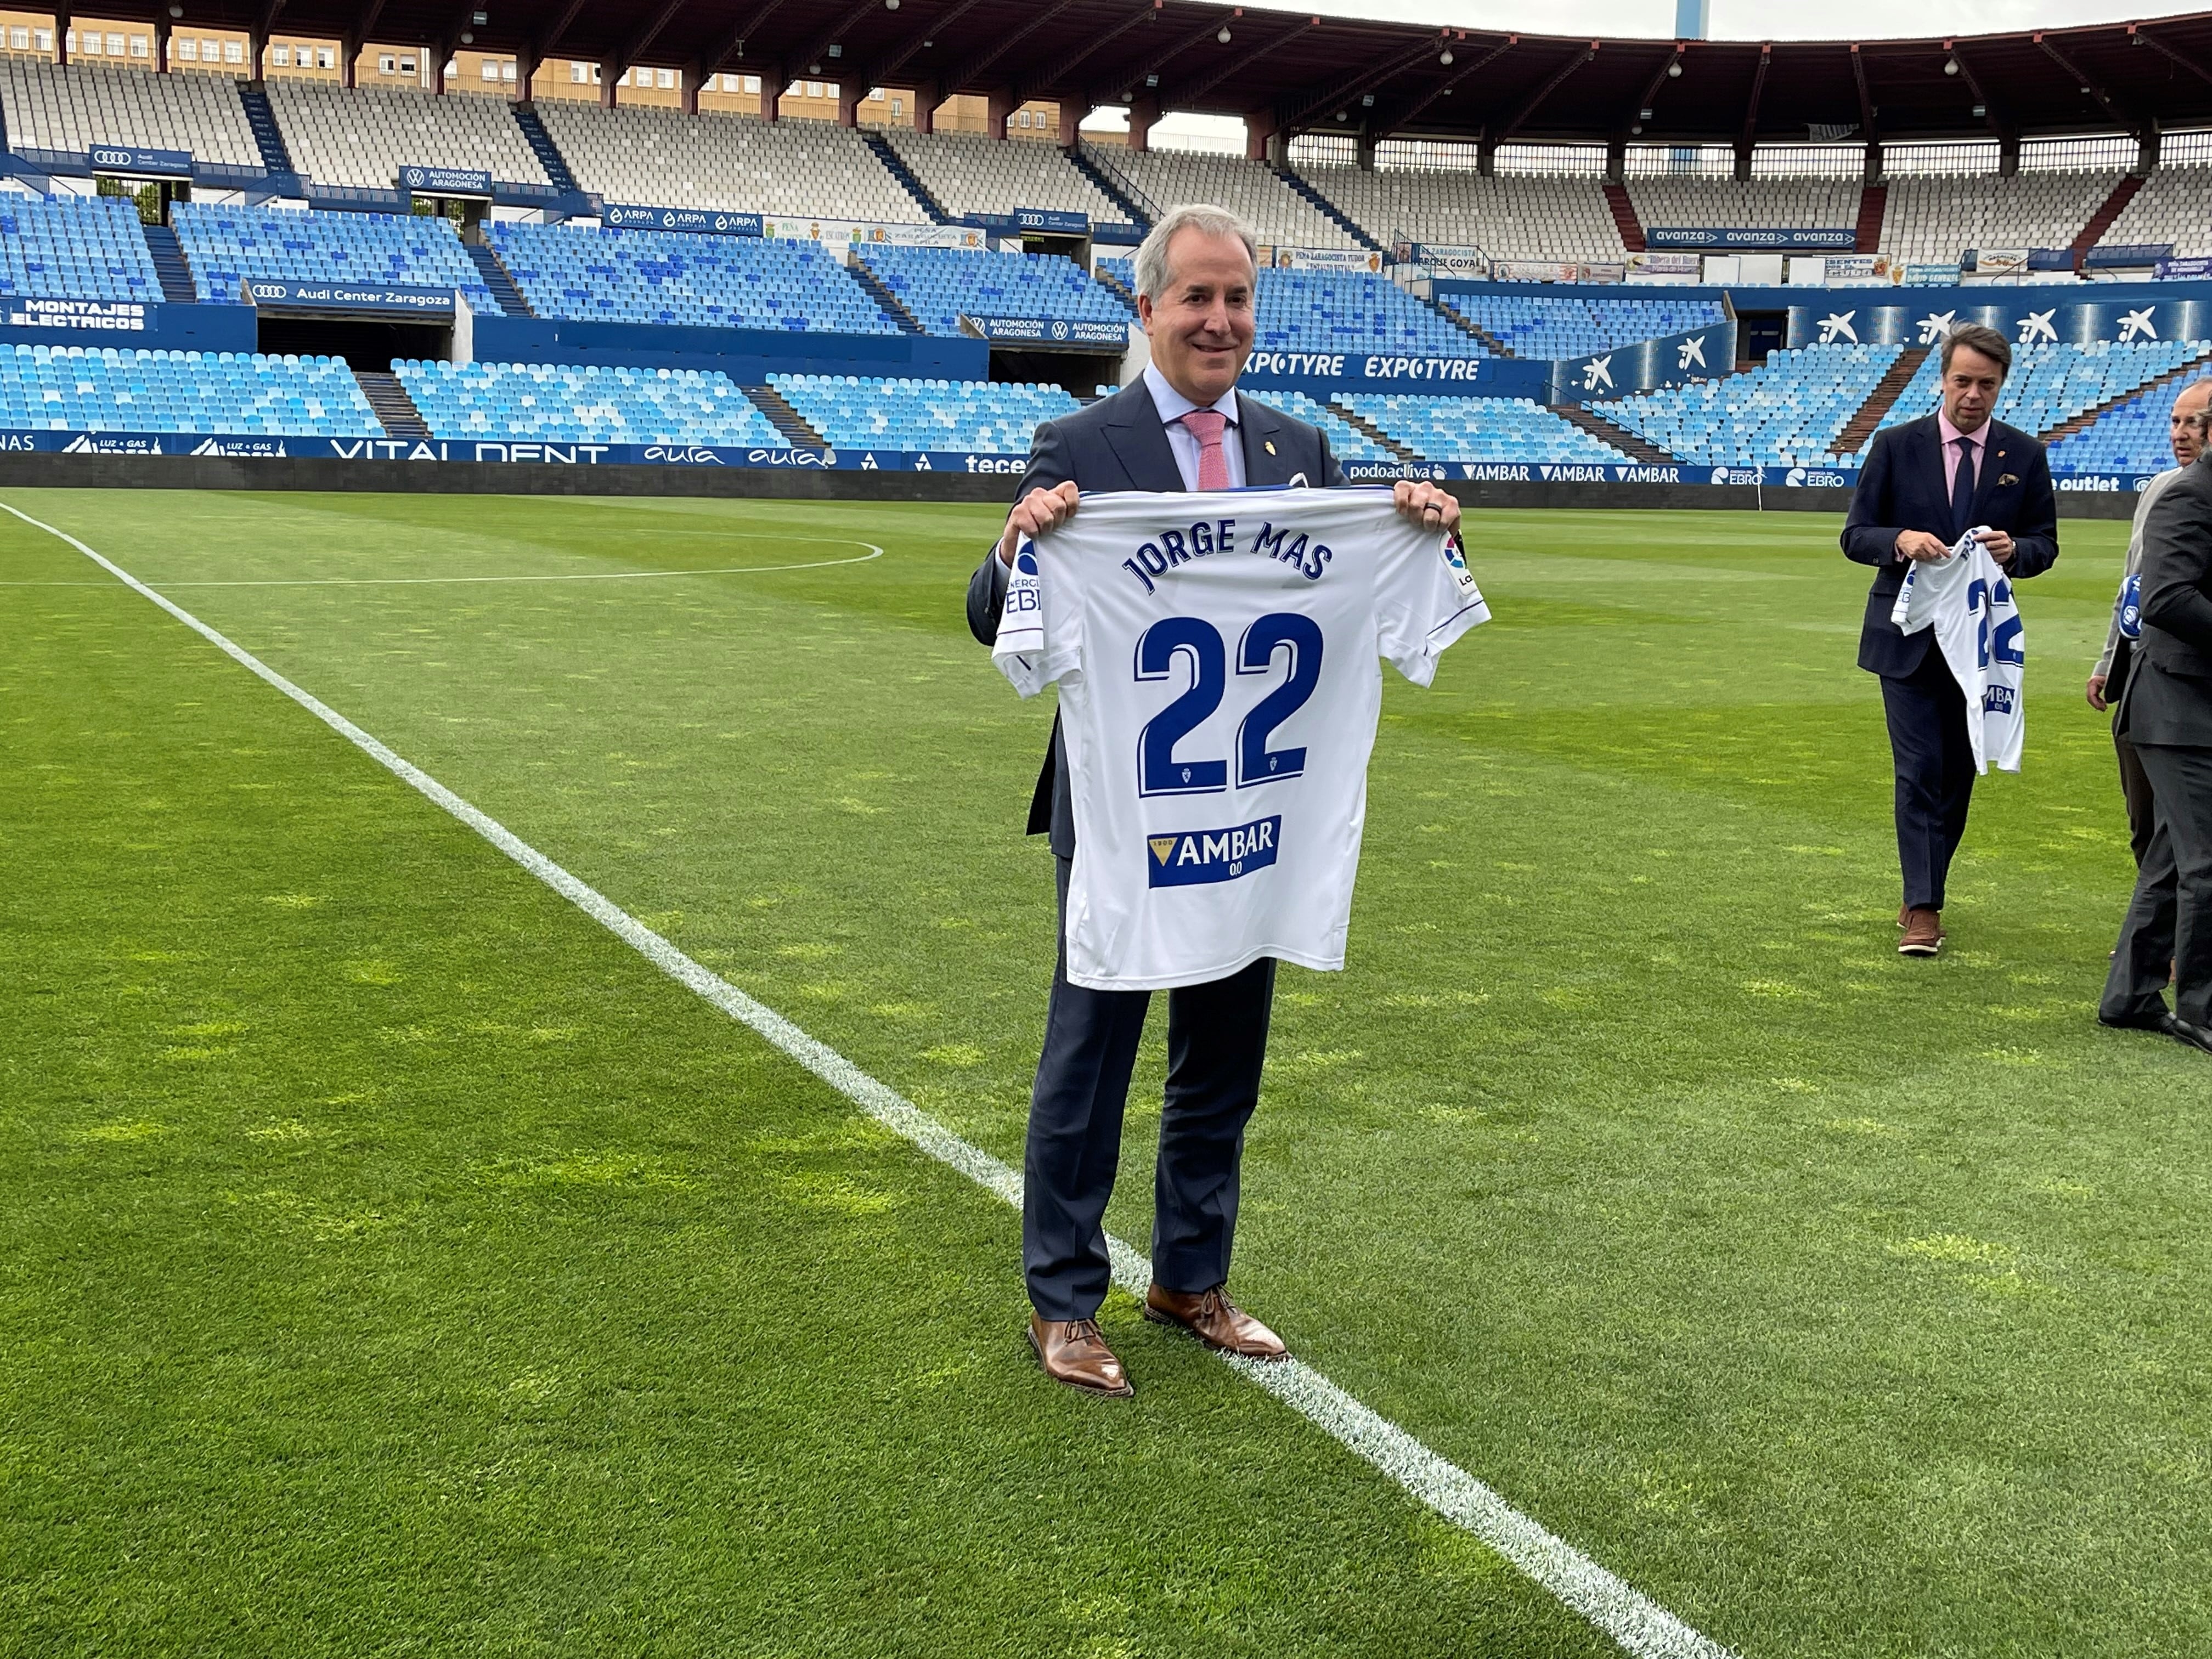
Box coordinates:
[255,315,453,373]
[1737,311,1787,365]
[989,345,1126,399]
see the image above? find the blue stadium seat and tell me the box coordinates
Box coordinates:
[1596,344,1903,466]
[393,360,783,444]
[1442,293,1728,360]
[1254,269,1476,358]
[1239,390,1396,464]
[1339,394,1628,464]
[491,223,896,334]
[172,202,499,312]
[1872,341,2211,449]
[0,343,382,436]
[0,194,161,304]
[854,245,1130,337]
[769,373,1079,453]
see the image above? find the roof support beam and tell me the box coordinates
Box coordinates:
[1172,15,1316,108]
[529,0,592,64]
[1850,42,1876,139]
[1943,44,2015,141]
[687,0,780,83]
[1280,30,1444,129]
[1104,7,1244,103]
[1738,43,1770,152]
[1376,35,1515,138]
[2131,25,2212,93]
[1492,42,1596,144]
[2035,32,2141,137]
[782,0,888,83]
[619,0,695,75]
[869,0,991,86]
[1621,42,1682,134]
[944,0,1084,97]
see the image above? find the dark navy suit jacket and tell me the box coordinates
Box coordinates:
[966,379,1345,853]
[2121,450,2212,748]
[1840,413,2059,676]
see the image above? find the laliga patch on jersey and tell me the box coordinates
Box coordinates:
[1147,816,1282,888]
[1439,534,1482,603]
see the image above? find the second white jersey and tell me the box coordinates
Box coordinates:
[995,487,1488,991]
[1892,525,2025,774]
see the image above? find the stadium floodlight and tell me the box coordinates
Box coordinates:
[1440,48,1454,64]
[166,2,181,14]
[1218,26,1232,42]
[1944,57,1960,75]
[460,31,472,44]
[885,0,899,9]
[1667,60,1682,77]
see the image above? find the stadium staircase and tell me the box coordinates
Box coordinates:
[511,105,580,194]
[238,84,296,174]
[2073,176,2146,270]
[1094,264,1138,311]
[1551,404,1675,464]
[1854,184,1887,253]
[1277,167,1380,251]
[1327,402,1422,465]
[741,385,827,448]
[1835,346,1929,454]
[1601,183,1645,254]
[1433,298,1513,356]
[354,370,430,441]
[1068,146,1154,231]
[847,262,926,334]
[141,223,198,304]
[464,244,532,316]
[862,133,951,224]
[2038,347,2212,443]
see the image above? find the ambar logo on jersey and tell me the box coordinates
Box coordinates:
[1147,816,1283,888]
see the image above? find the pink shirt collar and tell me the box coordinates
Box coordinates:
[1936,411,1988,452]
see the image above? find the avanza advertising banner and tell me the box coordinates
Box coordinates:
[1647,227,1857,250]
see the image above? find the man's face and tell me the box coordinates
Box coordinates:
[2172,382,2212,466]
[1135,229,1256,407]
[1940,345,2005,434]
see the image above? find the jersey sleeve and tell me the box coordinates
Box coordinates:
[990,537,1082,697]
[1375,524,1491,687]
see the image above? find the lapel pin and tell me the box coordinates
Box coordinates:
[1265,439,1277,455]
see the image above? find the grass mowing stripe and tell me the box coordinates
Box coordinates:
[0,496,1732,1659]
[0,545,885,586]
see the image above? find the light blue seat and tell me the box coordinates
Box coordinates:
[392,359,782,444]
[767,373,1080,453]
[0,343,383,437]
[171,201,500,313]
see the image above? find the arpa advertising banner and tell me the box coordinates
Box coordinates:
[243,278,456,314]
[1789,295,2212,349]
[2,296,151,332]
[603,204,764,236]
[399,164,493,197]
[88,143,192,177]
[1647,227,1857,251]
[963,315,1127,346]
[1546,319,1739,405]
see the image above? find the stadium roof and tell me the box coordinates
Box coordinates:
[95,0,2212,146]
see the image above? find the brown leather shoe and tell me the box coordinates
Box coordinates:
[1142,1283,1288,1361]
[1899,907,1943,956]
[1028,1314,1132,1397]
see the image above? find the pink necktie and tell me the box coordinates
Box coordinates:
[1181,409,1230,491]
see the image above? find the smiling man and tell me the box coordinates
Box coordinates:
[1842,322,2059,957]
[964,204,1459,1398]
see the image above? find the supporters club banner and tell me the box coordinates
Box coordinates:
[761,217,986,250]
[1787,295,2212,348]
[603,204,763,236]
[1648,227,1857,250]
[88,143,192,178]
[1266,246,1385,273]
[1405,244,1490,277]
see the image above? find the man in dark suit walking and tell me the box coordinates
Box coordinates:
[2100,434,2212,1054]
[966,203,1462,1396]
[1842,322,2059,956]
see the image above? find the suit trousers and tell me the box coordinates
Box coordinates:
[1022,854,1277,1322]
[2115,726,2159,868]
[1881,647,1977,911]
[2102,741,2212,1029]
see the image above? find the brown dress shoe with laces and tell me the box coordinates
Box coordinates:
[1029,1314,1133,1397]
[1899,907,1944,957]
[1142,1284,1288,1361]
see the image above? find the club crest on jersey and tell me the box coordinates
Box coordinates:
[1147,816,1282,888]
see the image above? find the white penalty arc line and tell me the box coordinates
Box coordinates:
[0,545,885,588]
[1,497,1732,1659]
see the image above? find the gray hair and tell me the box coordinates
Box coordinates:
[1132,203,1260,302]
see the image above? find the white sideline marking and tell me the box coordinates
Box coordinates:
[0,545,885,588]
[2,498,1733,1659]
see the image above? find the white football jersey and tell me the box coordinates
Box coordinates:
[994,487,1488,991]
[1892,524,2025,774]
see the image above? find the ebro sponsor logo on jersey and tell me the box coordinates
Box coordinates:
[1147,816,1283,888]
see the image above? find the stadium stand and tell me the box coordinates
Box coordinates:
[2098,162,2212,257]
[0,343,381,435]
[1866,342,2212,443]
[1593,343,1905,465]
[882,129,1136,233]
[173,201,500,309]
[488,223,894,332]
[1880,171,2121,265]
[0,58,263,170]
[0,193,160,302]
[2047,371,2209,473]
[534,103,921,221]
[1440,292,1728,359]
[393,359,781,444]
[1339,393,1629,464]
[265,81,550,190]
[1256,269,1475,357]
[1624,174,1862,236]
[1240,388,1397,462]
[768,371,1079,452]
[1087,146,1358,249]
[851,244,1129,337]
[1296,166,1625,262]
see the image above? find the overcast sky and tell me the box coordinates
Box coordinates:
[1234,0,2170,41]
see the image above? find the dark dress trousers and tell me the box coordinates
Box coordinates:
[966,379,1345,1321]
[1841,415,2059,910]
[2103,454,2212,1029]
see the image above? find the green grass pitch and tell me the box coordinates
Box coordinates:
[4,488,2209,1658]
